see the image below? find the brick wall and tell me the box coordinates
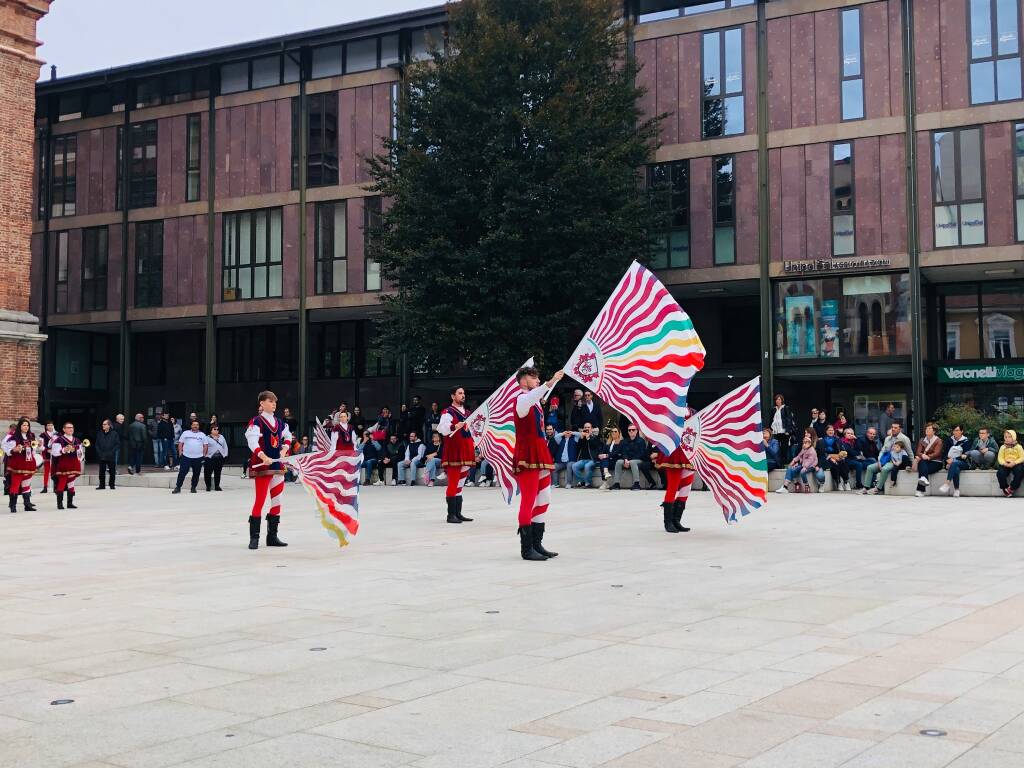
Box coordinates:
[0,0,53,420]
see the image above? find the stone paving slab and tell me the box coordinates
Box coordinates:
[1,483,1024,767]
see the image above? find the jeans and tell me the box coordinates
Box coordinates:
[397,460,421,484]
[469,460,493,484]
[362,458,378,484]
[785,465,825,487]
[552,462,572,488]
[163,438,176,467]
[152,438,164,466]
[572,459,596,486]
[847,459,872,488]
[175,456,203,490]
[424,457,442,481]
[613,458,642,486]
[998,464,1024,492]
[130,445,145,474]
[967,449,997,469]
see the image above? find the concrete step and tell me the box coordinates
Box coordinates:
[768,468,1023,497]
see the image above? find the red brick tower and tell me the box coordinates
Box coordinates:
[0,0,51,422]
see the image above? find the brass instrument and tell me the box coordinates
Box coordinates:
[30,439,40,449]
[81,439,91,448]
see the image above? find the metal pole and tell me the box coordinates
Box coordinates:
[38,125,52,420]
[204,72,217,417]
[119,95,132,418]
[756,0,773,413]
[297,52,309,433]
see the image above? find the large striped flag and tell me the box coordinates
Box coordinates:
[465,357,534,505]
[564,261,706,455]
[282,428,362,547]
[682,377,768,523]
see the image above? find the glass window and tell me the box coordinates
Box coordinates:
[54,231,69,314]
[283,53,301,84]
[774,273,911,360]
[217,325,299,382]
[50,135,76,218]
[57,93,82,122]
[310,322,356,379]
[970,0,1022,104]
[186,113,201,203]
[362,321,396,376]
[311,45,343,79]
[135,77,162,109]
[128,121,158,209]
[81,227,108,312]
[135,220,163,308]
[1016,123,1024,240]
[841,9,864,120]
[409,26,445,62]
[646,161,690,269]
[219,62,249,94]
[222,209,284,301]
[315,201,347,294]
[380,34,400,67]
[932,127,985,248]
[982,281,1024,359]
[713,155,735,265]
[636,0,752,22]
[251,56,282,89]
[364,197,383,291]
[294,93,339,188]
[832,142,855,256]
[702,28,744,138]
[54,330,109,390]
[346,38,378,73]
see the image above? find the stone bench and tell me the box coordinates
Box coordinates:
[767,468,1022,497]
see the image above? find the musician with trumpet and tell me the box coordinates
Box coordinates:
[51,422,86,510]
[2,417,41,513]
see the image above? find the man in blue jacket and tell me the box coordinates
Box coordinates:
[546,424,577,489]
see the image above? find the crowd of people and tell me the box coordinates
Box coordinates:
[766,395,1024,498]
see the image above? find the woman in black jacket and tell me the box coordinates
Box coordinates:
[95,419,120,489]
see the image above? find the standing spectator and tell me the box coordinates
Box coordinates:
[423,402,440,439]
[569,389,586,430]
[208,414,219,433]
[807,407,820,434]
[148,414,162,468]
[769,394,798,461]
[172,419,207,494]
[818,425,849,491]
[422,433,443,487]
[397,431,426,486]
[763,428,781,471]
[204,425,229,491]
[127,413,148,475]
[572,423,603,488]
[878,402,896,437]
[382,433,404,485]
[547,424,577,489]
[580,391,603,432]
[350,406,366,439]
[157,414,176,470]
[281,407,297,436]
[409,396,426,439]
[611,424,648,490]
[545,397,562,431]
[94,418,119,490]
[812,409,830,439]
[776,435,824,493]
[113,413,127,467]
[849,427,880,490]
[397,403,412,439]
[863,421,913,494]
[939,424,971,497]
[997,430,1024,497]
[968,427,999,468]
[374,407,395,438]
[913,422,945,497]
[172,416,183,443]
[832,410,850,434]
[360,433,380,485]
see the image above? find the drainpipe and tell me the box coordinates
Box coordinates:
[756,0,773,413]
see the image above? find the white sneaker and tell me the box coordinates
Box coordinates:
[390,479,397,486]
[921,476,930,486]
[436,473,447,482]
[915,490,924,497]
[817,484,825,493]
[775,486,789,494]
[939,483,950,494]
[953,489,960,498]
[842,481,850,491]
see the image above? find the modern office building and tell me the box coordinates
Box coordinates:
[32,0,1024,445]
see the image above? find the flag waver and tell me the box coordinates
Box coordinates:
[681,377,768,524]
[465,357,534,505]
[283,424,362,548]
[565,261,706,455]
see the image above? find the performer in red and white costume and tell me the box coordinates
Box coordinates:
[245,390,292,550]
[512,365,564,561]
[51,421,84,510]
[3,418,39,513]
[39,421,57,494]
[330,410,356,452]
[438,386,475,524]
[655,407,696,534]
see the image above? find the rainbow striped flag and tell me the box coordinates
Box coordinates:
[465,357,534,505]
[683,377,768,523]
[564,261,706,455]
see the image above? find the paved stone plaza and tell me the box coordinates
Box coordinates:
[2,481,1024,767]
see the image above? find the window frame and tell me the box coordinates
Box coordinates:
[293,93,340,189]
[221,208,284,302]
[364,197,383,292]
[81,226,108,312]
[712,155,737,265]
[50,134,77,218]
[831,141,856,256]
[314,200,348,295]
[636,0,753,23]
[968,0,1023,105]
[646,160,691,269]
[185,113,201,203]
[1015,122,1024,241]
[701,27,745,139]
[54,231,69,314]
[840,7,865,121]
[127,120,158,209]
[931,126,987,249]
[135,220,164,309]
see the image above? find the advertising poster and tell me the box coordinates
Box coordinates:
[785,295,816,358]
[821,299,840,358]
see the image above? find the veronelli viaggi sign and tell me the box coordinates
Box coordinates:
[938,364,1024,384]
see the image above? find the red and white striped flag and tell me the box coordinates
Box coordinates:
[283,446,362,548]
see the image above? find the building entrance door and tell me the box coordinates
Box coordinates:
[831,385,909,435]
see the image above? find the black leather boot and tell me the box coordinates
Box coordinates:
[22,492,36,511]
[56,491,64,510]
[455,495,473,522]
[66,490,77,508]
[446,497,461,524]
[266,515,288,547]
[662,501,677,532]
[8,494,16,514]
[531,522,558,557]
[518,526,547,561]
[248,515,260,549]
[673,499,691,532]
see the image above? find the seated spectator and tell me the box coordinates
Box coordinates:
[848,427,880,490]
[572,423,604,488]
[819,425,850,491]
[776,436,823,493]
[598,427,621,485]
[397,431,425,486]
[913,422,945,497]
[939,424,971,498]
[351,406,366,439]
[360,434,380,485]
[762,428,781,471]
[422,433,443,487]
[468,448,495,486]
[839,427,858,484]
[968,427,999,469]
[611,424,648,490]
[997,429,1024,498]
[547,424,577,489]
[642,437,664,490]
[863,421,913,495]
[381,433,405,485]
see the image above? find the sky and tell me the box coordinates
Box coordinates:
[38,0,444,80]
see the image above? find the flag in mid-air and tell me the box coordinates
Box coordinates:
[681,377,768,523]
[564,261,706,455]
[465,357,535,505]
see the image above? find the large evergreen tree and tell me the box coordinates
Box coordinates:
[368,0,663,378]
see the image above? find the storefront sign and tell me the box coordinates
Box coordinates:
[783,257,892,274]
[938,363,1024,383]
